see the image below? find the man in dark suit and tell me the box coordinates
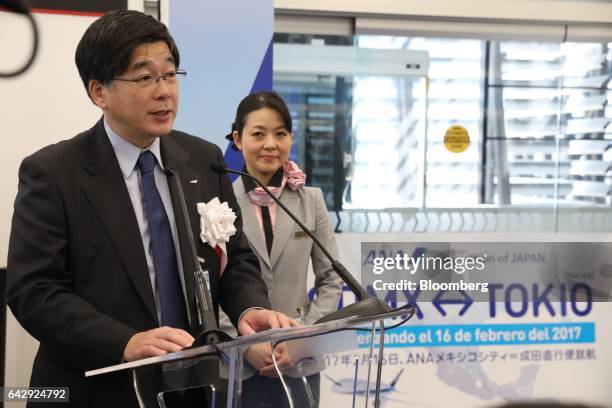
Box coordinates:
[6,10,293,407]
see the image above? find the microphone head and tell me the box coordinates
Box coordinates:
[210,163,228,174]
[164,166,176,177]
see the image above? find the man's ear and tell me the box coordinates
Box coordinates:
[88,80,108,109]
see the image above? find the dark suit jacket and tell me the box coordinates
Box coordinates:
[6,119,270,407]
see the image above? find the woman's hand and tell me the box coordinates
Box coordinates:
[244,342,273,371]
[259,342,295,378]
[244,342,296,378]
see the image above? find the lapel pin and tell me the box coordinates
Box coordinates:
[190,179,198,184]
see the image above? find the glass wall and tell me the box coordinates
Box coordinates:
[489,42,612,205]
[273,31,612,232]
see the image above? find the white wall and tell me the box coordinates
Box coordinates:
[1,10,100,391]
[0,12,100,266]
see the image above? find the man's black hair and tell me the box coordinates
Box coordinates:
[75,9,180,96]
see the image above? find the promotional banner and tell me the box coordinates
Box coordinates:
[316,234,612,407]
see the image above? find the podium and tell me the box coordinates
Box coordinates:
[86,307,414,407]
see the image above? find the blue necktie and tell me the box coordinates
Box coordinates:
[137,151,189,330]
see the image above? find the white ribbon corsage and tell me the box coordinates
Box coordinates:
[197,197,237,275]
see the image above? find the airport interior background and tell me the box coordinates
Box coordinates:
[1,0,611,406]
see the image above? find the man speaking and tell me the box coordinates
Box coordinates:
[6,10,292,407]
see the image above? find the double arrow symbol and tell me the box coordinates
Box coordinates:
[432,290,473,316]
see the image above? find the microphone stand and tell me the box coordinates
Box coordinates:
[209,163,392,323]
[165,167,231,346]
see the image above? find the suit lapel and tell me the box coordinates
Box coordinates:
[80,120,157,323]
[160,135,200,328]
[269,190,299,269]
[234,178,271,269]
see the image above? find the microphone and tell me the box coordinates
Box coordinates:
[209,162,228,175]
[210,162,392,323]
[165,167,231,346]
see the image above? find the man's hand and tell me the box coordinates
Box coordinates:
[123,326,194,362]
[237,309,299,336]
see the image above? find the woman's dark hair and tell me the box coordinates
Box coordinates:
[75,10,180,96]
[226,91,292,150]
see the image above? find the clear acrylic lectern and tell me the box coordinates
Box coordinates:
[85,307,414,408]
